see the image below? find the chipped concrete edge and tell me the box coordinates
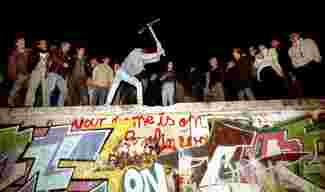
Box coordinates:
[0,99,322,127]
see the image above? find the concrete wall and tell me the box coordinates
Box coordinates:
[321,130,325,179]
[0,100,323,191]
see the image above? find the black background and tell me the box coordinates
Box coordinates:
[0,12,321,74]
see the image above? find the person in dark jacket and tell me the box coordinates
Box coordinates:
[188,64,205,102]
[71,47,89,105]
[229,48,255,100]
[47,41,71,106]
[25,39,51,106]
[8,34,31,106]
[204,56,225,102]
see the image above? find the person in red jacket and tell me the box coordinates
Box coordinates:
[8,33,31,106]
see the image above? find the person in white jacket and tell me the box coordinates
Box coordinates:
[253,43,286,99]
[105,47,165,105]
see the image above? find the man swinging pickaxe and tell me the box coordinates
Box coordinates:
[138,18,165,56]
[105,18,165,105]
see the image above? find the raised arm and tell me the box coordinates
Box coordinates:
[271,48,284,78]
[142,52,161,64]
[142,47,164,64]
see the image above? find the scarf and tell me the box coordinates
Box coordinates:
[293,38,305,57]
[79,57,86,65]
[271,48,278,65]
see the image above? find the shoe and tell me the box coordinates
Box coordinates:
[282,100,290,106]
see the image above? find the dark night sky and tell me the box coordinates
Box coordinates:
[1,14,321,73]
[2,16,270,52]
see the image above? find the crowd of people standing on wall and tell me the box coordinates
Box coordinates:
[4,32,322,108]
[6,32,176,107]
[177,32,322,104]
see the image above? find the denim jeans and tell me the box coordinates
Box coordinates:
[93,87,109,105]
[47,72,65,106]
[9,74,29,100]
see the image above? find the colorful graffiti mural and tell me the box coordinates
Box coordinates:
[0,102,324,191]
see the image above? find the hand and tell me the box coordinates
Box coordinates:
[48,60,53,67]
[80,80,86,87]
[289,72,296,81]
[150,74,158,81]
[63,63,69,68]
[160,73,169,81]
[157,47,165,56]
[86,79,92,86]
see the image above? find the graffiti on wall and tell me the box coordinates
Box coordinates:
[0,109,324,191]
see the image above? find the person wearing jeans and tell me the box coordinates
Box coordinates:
[231,48,255,101]
[47,72,65,106]
[48,42,71,106]
[93,87,109,105]
[160,61,176,106]
[8,35,31,106]
[88,57,114,105]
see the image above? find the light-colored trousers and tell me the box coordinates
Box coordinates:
[161,81,175,106]
[105,69,143,105]
[47,72,65,106]
[25,70,49,106]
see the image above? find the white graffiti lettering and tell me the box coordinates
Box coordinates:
[124,169,144,192]
[123,163,167,192]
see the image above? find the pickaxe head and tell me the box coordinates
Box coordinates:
[138,18,160,34]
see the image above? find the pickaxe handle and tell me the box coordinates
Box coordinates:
[147,25,165,56]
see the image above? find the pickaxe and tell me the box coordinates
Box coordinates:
[138,18,165,56]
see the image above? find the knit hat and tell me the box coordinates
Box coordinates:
[289,31,303,40]
[271,39,280,48]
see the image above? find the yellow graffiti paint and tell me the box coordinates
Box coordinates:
[59,160,156,192]
[59,160,123,192]
[61,112,207,191]
[60,122,134,192]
